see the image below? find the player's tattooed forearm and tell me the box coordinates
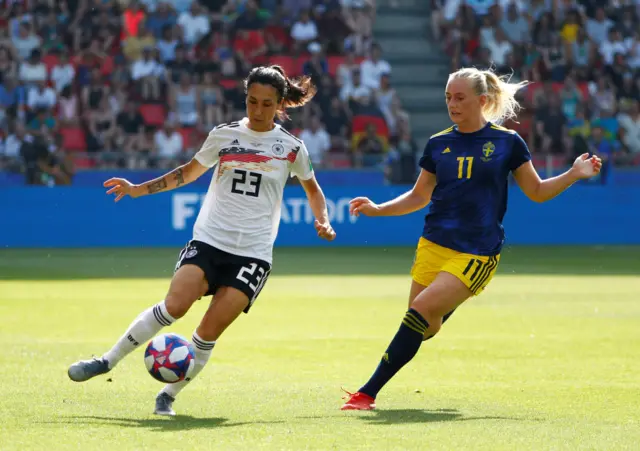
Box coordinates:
[147,178,168,194]
[174,168,185,187]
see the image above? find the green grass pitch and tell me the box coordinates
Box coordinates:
[1,246,639,450]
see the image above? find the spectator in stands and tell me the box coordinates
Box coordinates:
[93,10,119,55]
[0,76,26,122]
[28,106,57,138]
[570,28,595,81]
[544,33,567,82]
[303,42,328,86]
[146,2,178,39]
[340,68,371,114]
[290,9,319,54]
[342,0,374,56]
[110,57,133,103]
[51,51,76,94]
[359,42,390,90]
[26,80,56,117]
[123,24,158,62]
[154,120,184,168]
[233,28,268,65]
[533,12,555,49]
[589,125,614,184]
[15,122,49,185]
[0,47,18,83]
[166,45,194,84]
[375,73,395,130]
[567,105,590,141]
[234,0,266,31]
[157,24,180,63]
[199,71,225,129]
[501,3,529,47]
[535,95,568,156]
[18,49,47,87]
[312,2,352,55]
[599,29,627,68]
[86,97,117,154]
[131,46,164,102]
[488,29,513,70]
[619,101,640,156]
[586,7,613,44]
[336,49,359,88]
[323,96,350,139]
[310,74,337,119]
[559,75,584,121]
[299,115,331,167]
[169,72,200,128]
[590,76,617,118]
[57,85,79,126]
[12,22,41,61]
[178,1,211,46]
[128,124,157,169]
[386,95,410,139]
[225,79,247,120]
[122,1,146,40]
[81,68,107,113]
[384,127,418,184]
[117,100,145,150]
[354,122,385,168]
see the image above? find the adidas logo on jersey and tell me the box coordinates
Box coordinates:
[442,147,451,154]
[231,139,240,145]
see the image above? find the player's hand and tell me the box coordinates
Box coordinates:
[314,219,336,241]
[104,178,140,202]
[570,153,602,180]
[349,197,381,217]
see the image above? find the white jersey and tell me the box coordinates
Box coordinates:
[192,117,314,264]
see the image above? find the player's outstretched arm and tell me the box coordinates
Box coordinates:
[299,175,336,241]
[103,158,210,202]
[350,169,436,217]
[513,153,602,203]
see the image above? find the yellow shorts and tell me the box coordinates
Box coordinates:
[410,238,500,296]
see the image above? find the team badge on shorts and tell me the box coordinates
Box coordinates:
[272,143,285,155]
[185,249,198,259]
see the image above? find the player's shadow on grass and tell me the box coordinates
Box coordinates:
[54,415,283,431]
[356,409,526,425]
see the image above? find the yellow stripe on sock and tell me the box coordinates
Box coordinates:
[406,312,427,334]
[402,319,425,335]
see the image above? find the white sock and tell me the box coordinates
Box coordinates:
[103,301,175,368]
[161,332,216,398]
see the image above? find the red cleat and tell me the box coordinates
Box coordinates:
[341,390,376,410]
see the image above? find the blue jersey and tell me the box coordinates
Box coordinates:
[419,122,531,256]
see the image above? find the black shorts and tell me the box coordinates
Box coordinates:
[174,240,271,313]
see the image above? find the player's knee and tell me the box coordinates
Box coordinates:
[424,319,442,338]
[164,293,196,319]
[409,302,442,338]
[165,285,204,318]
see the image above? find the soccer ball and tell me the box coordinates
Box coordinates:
[144,333,196,383]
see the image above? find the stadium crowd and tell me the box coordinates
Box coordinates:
[1,0,638,186]
[432,0,640,178]
[0,0,405,185]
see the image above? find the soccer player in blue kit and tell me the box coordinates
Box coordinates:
[341,67,602,410]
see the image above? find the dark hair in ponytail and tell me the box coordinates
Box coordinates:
[244,65,317,121]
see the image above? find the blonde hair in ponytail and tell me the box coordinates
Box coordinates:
[449,67,529,124]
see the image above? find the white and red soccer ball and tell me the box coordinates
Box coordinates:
[144,333,196,383]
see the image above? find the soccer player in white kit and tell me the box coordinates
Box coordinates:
[67,65,336,416]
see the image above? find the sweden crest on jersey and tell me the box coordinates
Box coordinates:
[481,141,495,162]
